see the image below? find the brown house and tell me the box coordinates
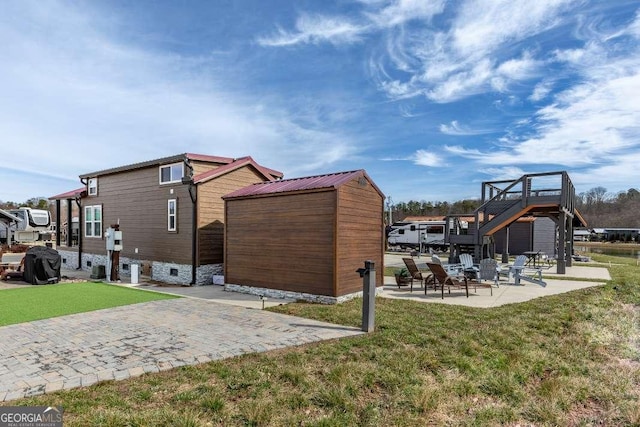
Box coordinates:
[223,169,384,303]
[50,153,282,284]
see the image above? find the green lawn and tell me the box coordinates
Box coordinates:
[6,254,640,426]
[0,282,178,326]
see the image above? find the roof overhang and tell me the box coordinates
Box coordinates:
[0,208,21,225]
[49,187,87,201]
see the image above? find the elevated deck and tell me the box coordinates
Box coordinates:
[445,171,579,274]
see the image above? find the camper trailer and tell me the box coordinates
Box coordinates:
[0,207,53,244]
[387,220,447,251]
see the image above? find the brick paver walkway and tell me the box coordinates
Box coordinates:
[0,299,362,402]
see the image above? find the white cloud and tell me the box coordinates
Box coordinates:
[256,15,365,47]
[529,80,554,101]
[451,0,573,58]
[448,69,640,167]
[439,120,492,136]
[368,0,446,27]
[413,149,443,166]
[257,0,445,47]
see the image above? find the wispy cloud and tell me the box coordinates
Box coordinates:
[256,15,366,47]
[413,149,443,167]
[379,148,444,167]
[439,120,493,136]
[257,0,445,47]
[529,80,554,101]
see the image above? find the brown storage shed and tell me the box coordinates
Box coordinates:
[223,170,384,303]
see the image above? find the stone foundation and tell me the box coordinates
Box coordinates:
[58,250,221,286]
[224,283,384,304]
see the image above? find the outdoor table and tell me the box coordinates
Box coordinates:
[522,251,544,267]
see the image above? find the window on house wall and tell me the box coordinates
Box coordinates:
[168,199,177,232]
[85,205,102,238]
[159,163,183,184]
[88,178,98,196]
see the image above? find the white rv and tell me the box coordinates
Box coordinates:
[387,221,447,251]
[0,207,53,244]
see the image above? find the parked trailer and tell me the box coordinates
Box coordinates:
[387,221,447,252]
[0,207,53,245]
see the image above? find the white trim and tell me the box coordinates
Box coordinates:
[84,205,102,238]
[168,199,177,232]
[88,178,98,196]
[159,162,184,184]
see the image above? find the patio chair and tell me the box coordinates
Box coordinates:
[500,255,546,287]
[478,258,499,294]
[425,262,469,299]
[402,257,427,292]
[459,253,479,279]
[431,254,463,275]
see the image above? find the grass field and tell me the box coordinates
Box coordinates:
[0,282,178,326]
[6,254,640,426]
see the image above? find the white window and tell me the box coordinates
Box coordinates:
[168,199,177,232]
[160,163,183,184]
[88,178,98,196]
[84,205,102,238]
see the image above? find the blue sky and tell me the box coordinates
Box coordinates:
[1,0,639,204]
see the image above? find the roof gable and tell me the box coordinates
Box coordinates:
[223,169,384,199]
[192,157,279,184]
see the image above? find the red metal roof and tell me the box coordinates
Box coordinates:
[193,157,281,184]
[49,187,86,200]
[223,169,383,199]
[78,153,283,180]
[185,153,235,164]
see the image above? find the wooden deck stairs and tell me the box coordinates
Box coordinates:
[445,171,578,274]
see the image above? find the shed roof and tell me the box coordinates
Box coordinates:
[49,187,87,200]
[223,169,384,199]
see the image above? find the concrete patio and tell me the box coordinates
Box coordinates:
[382,253,612,308]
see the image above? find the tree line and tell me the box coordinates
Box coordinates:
[390,187,640,228]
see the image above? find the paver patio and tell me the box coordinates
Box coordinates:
[0,298,362,402]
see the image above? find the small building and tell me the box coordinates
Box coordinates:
[223,170,384,304]
[50,153,282,285]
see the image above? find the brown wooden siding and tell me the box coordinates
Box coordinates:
[336,179,384,296]
[190,160,222,177]
[197,166,267,265]
[225,191,336,296]
[82,166,193,264]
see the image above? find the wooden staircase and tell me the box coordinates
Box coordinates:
[445,171,577,273]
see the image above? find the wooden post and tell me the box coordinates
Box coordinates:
[557,212,566,274]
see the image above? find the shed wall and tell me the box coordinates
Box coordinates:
[532,217,557,256]
[494,222,533,255]
[336,179,384,296]
[225,191,336,296]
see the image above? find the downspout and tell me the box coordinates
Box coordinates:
[183,159,197,285]
[190,184,197,285]
[75,195,83,270]
[76,178,87,270]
